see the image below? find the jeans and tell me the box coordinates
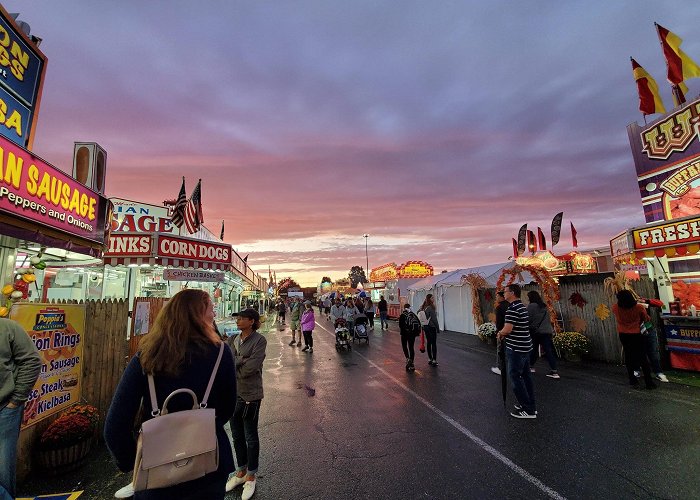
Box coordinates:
[424,325,437,361]
[302,330,314,347]
[619,333,653,387]
[230,397,261,474]
[400,334,416,361]
[505,347,536,414]
[642,331,663,374]
[530,334,558,371]
[0,403,23,500]
[379,312,388,328]
[366,312,375,328]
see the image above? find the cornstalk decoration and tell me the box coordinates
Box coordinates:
[496,264,561,334]
[461,273,489,326]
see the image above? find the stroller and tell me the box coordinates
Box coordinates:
[352,314,369,344]
[334,318,352,351]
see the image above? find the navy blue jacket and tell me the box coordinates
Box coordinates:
[104,342,237,482]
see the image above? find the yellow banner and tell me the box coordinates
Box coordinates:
[10,303,85,429]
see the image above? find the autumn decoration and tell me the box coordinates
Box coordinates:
[461,273,489,326]
[569,292,587,309]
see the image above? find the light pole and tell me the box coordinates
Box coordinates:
[363,234,369,278]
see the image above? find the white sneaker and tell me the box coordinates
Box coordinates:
[242,479,256,500]
[491,367,501,375]
[226,474,247,492]
[633,371,640,378]
[655,373,669,383]
[114,483,134,498]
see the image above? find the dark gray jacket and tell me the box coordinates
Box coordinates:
[227,330,266,401]
[424,305,439,330]
[1,318,41,409]
[527,303,554,335]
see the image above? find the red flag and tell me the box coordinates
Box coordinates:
[571,222,578,248]
[656,23,700,105]
[631,58,666,115]
[537,227,547,251]
[512,238,518,258]
[527,230,537,253]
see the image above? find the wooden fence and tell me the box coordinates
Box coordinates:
[478,274,663,364]
[17,298,130,481]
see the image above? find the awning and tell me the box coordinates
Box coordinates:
[634,243,700,260]
[104,256,156,267]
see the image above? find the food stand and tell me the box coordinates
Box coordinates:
[614,97,700,370]
[369,261,433,318]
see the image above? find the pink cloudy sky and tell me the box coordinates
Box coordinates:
[6,1,700,286]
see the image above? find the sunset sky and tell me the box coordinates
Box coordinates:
[6,1,700,286]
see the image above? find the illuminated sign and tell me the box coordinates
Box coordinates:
[163,269,224,282]
[633,216,700,250]
[397,261,434,278]
[370,263,398,282]
[0,7,47,149]
[0,136,109,244]
[628,96,700,223]
[157,234,231,264]
[517,251,568,275]
[104,233,153,256]
[610,231,633,257]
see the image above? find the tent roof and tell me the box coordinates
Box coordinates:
[407,262,537,290]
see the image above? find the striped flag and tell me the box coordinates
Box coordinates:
[184,179,203,234]
[631,58,666,115]
[170,177,187,228]
[656,23,700,105]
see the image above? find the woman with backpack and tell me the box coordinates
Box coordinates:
[399,304,421,371]
[527,290,559,379]
[419,294,440,366]
[105,289,237,499]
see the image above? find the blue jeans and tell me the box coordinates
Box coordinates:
[230,397,261,474]
[379,312,388,328]
[642,331,663,374]
[506,348,536,414]
[0,403,23,500]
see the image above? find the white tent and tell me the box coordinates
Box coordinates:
[407,262,535,334]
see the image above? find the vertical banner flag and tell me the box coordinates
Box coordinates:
[184,179,203,234]
[537,227,547,251]
[517,224,528,256]
[631,58,666,115]
[220,220,225,241]
[512,238,518,259]
[527,230,537,253]
[571,222,578,248]
[551,212,563,247]
[656,23,700,105]
[170,177,187,228]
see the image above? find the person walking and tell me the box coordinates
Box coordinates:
[323,297,332,321]
[1,318,41,500]
[612,290,656,390]
[226,308,268,499]
[420,294,440,366]
[491,291,509,375]
[343,298,360,336]
[527,291,560,379]
[104,289,237,499]
[496,284,536,419]
[364,298,376,330]
[330,298,345,326]
[289,299,301,346]
[276,299,286,325]
[378,296,389,330]
[300,301,315,353]
[398,304,421,371]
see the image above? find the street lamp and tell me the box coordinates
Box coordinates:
[363,234,369,278]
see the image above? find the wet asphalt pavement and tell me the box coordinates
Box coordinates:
[19,316,700,499]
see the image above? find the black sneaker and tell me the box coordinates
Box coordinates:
[510,410,536,419]
[514,404,537,415]
[301,345,309,352]
[309,347,313,353]
[289,340,296,346]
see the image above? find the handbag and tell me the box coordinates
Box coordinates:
[417,310,428,326]
[133,342,225,492]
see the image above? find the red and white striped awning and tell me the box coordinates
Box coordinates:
[104,256,157,267]
[157,258,230,271]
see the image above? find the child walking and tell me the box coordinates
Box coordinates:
[301,301,315,353]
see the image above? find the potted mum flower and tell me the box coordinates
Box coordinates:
[477,322,497,344]
[553,331,592,361]
[37,404,99,471]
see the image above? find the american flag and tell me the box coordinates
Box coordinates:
[170,177,187,228]
[184,179,203,234]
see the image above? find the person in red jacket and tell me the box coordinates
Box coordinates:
[612,290,656,390]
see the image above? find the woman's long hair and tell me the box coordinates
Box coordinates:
[139,289,220,376]
[616,289,637,310]
[527,290,545,309]
[420,293,435,312]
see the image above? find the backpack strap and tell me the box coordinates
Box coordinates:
[146,342,225,416]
